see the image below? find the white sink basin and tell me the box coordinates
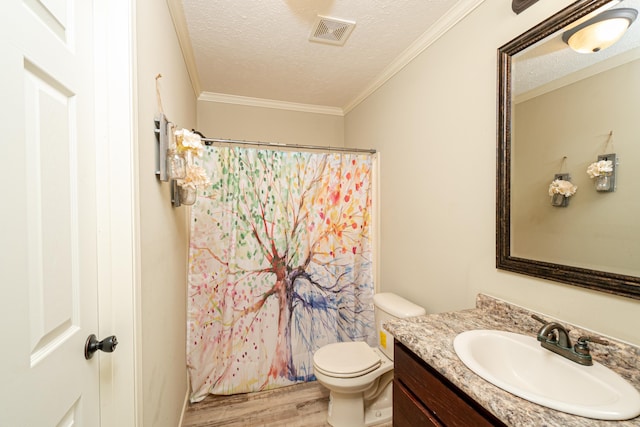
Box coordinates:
[453,329,640,420]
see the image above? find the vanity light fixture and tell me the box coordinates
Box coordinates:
[562,8,637,53]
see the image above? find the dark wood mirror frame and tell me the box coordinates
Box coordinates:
[497,0,640,300]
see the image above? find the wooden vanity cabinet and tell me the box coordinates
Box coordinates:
[393,340,507,427]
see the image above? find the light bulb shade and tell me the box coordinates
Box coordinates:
[562,8,637,53]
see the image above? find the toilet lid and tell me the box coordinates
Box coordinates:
[313,341,381,378]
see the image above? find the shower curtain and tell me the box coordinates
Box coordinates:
[187,145,376,402]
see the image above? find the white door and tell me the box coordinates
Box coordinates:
[0,0,111,424]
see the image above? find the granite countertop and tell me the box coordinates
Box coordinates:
[385,294,640,427]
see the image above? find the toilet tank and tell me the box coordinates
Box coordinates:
[374,293,426,361]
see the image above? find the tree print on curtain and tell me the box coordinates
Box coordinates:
[187,146,375,402]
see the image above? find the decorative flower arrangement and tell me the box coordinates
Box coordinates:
[171,128,210,205]
[177,164,211,191]
[586,159,613,179]
[548,179,578,197]
[175,128,204,157]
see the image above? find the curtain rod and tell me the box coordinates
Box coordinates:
[200,137,377,154]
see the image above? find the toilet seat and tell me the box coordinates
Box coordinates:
[313,341,381,378]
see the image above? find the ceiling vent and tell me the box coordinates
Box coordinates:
[309,16,355,46]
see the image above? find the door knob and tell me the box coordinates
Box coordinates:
[84,334,118,359]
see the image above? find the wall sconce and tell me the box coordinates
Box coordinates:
[155,114,210,207]
[548,173,577,208]
[562,8,637,53]
[156,114,185,207]
[170,180,197,207]
[587,153,618,192]
[166,147,186,180]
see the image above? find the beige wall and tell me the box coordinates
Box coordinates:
[345,0,640,345]
[136,0,195,424]
[131,4,640,421]
[513,59,640,277]
[197,100,344,147]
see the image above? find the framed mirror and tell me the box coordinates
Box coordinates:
[497,0,640,299]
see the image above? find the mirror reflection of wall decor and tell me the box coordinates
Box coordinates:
[588,153,618,192]
[497,0,640,299]
[549,172,577,207]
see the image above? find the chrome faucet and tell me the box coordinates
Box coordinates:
[531,314,609,366]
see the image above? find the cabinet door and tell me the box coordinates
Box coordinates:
[394,341,506,427]
[393,380,442,427]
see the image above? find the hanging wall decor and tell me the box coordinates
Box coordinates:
[172,128,210,205]
[587,153,617,192]
[547,157,577,208]
[548,173,578,207]
[154,114,211,207]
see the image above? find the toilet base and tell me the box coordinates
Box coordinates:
[364,382,392,426]
[326,381,392,427]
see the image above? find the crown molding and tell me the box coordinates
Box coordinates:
[198,92,345,116]
[168,0,484,116]
[343,0,486,114]
[166,0,201,98]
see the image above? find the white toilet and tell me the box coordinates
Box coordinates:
[312,293,426,427]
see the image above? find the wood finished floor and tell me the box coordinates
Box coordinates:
[181,381,393,427]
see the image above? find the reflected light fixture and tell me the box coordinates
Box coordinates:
[562,8,637,53]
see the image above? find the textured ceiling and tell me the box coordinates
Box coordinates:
[177,0,472,111]
[175,0,639,111]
